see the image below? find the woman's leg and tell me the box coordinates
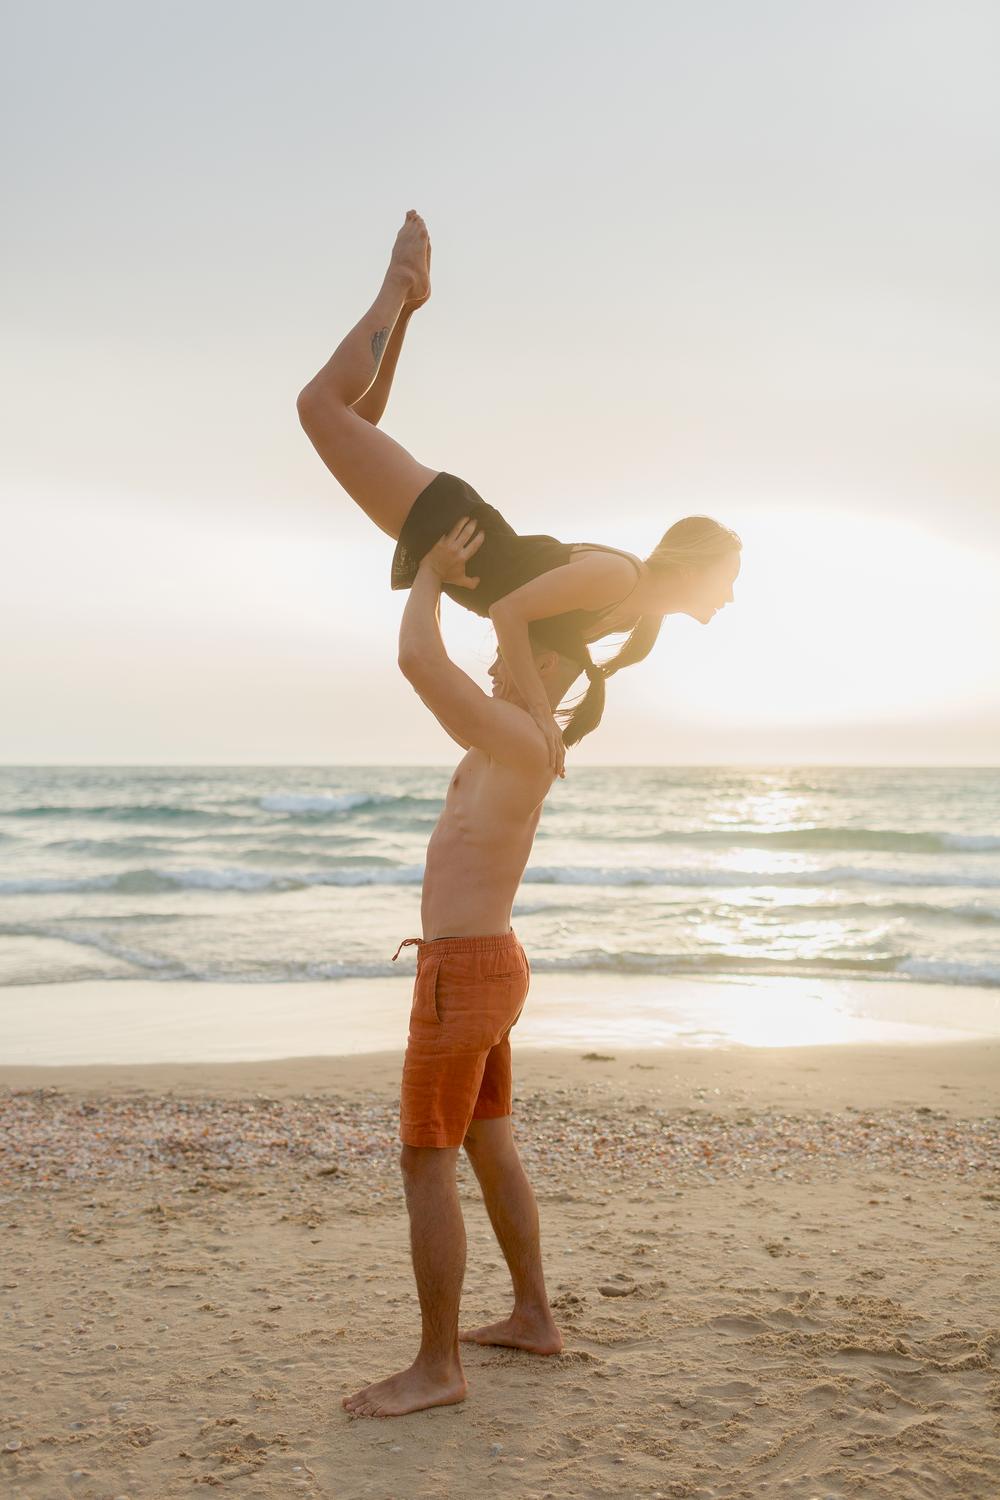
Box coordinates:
[297,212,440,540]
[352,235,430,426]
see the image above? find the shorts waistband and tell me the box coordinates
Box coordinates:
[391,931,522,962]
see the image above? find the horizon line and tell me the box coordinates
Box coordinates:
[2,762,998,773]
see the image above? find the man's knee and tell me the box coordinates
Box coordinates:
[400,1142,458,1179]
[463,1115,517,1165]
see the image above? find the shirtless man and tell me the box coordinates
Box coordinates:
[342,517,583,1419]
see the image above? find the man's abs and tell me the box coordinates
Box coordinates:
[420,755,544,937]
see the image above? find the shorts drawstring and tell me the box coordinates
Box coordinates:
[391,936,422,962]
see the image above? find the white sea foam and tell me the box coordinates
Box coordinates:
[6,922,188,975]
[520,864,1000,890]
[645,826,1000,853]
[899,957,1000,986]
[0,874,120,894]
[4,860,1000,897]
[259,792,385,814]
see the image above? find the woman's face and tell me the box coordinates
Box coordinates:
[680,550,741,624]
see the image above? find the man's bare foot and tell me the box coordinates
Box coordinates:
[459,1310,563,1356]
[342,1359,467,1419]
[389,210,431,308]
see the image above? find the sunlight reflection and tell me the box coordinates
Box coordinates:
[511,975,991,1051]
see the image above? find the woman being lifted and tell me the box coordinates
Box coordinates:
[297,211,741,776]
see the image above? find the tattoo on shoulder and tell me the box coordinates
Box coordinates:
[370,326,390,366]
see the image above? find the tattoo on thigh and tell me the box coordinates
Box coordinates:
[370,326,390,366]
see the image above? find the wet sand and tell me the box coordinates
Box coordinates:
[3,971,998,1065]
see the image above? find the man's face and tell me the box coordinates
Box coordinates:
[488,650,513,699]
[490,646,561,701]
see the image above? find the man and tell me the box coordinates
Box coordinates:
[342,516,584,1420]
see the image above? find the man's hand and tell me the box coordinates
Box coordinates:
[419,516,485,590]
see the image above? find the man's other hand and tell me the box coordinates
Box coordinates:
[421,517,485,589]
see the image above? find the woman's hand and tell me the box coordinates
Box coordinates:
[420,516,484,589]
[531,706,566,779]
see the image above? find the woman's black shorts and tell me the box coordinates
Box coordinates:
[390,471,567,621]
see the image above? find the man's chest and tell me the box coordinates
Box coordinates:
[439,754,539,835]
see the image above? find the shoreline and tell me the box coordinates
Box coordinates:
[2,970,998,1067]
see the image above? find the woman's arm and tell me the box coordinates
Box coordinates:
[489,610,566,777]
[490,610,552,719]
[488,553,634,691]
[488,553,634,776]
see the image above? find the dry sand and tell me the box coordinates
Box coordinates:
[2,1039,999,1499]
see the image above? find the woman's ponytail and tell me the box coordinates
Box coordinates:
[556,615,664,748]
[558,650,606,747]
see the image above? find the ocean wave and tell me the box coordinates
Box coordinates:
[644,826,1000,853]
[5,861,1000,897]
[1,802,238,824]
[0,865,426,895]
[742,898,1000,926]
[6,932,998,988]
[523,951,905,979]
[0,874,122,894]
[0,792,437,825]
[14,799,997,859]
[258,791,439,816]
[43,837,176,859]
[2,922,192,977]
[260,792,384,815]
[521,864,1000,890]
[898,957,1000,986]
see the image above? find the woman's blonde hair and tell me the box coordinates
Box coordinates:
[557,515,743,747]
[646,514,743,574]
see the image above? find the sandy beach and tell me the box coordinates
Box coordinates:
[2,1037,999,1499]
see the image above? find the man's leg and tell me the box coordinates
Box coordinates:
[342,1144,469,1418]
[459,1116,563,1355]
[296,211,440,539]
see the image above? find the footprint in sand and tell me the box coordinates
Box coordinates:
[706,1314,770,1335]
[698,1379,761,1398]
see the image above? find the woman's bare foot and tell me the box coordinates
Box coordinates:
[459,1310,563,1356]
[405,224,432,311]
[342,1358,467,1419]
[389,210,431,308]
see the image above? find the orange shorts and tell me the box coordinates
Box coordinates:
[395,932,531,1149]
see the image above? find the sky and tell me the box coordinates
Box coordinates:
[3,0,998,765]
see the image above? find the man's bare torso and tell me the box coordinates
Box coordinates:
[421,749,553,938]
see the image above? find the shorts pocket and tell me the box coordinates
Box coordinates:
[412,954,443,1025]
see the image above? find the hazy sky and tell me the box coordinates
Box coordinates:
[4,0,998,764]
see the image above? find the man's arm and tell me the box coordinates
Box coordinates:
[408,679,472,751]
[398,561,549,774]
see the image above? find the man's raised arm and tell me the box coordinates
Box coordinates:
[396,521,549,772]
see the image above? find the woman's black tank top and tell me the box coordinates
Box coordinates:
[390,471,643,663]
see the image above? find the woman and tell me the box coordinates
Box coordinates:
[297,212,741,776]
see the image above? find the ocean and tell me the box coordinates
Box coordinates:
[2,764,999,994]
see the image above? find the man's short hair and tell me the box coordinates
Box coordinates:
[527,620,583,673]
